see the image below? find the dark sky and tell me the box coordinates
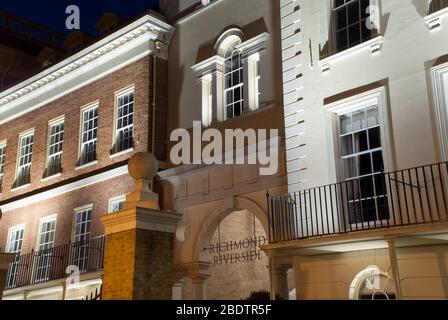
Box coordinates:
[0,0,160,35]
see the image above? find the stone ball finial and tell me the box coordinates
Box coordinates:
[128,152,159,180]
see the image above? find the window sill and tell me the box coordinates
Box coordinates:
[424,7,448,31]
[109,148,134,159]
[41,173,62,183]
[11,183,31,193]
[319,36,384,73]
[75,161,98,171]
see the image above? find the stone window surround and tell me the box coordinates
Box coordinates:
[319,0,383,72]
[325,85,393,181]
[432,61,448,161]
[192,31,270,126]
[424,2,448,30]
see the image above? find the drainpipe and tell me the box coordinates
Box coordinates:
[386,238,403,299]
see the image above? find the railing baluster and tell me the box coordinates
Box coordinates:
[430,164,441,221]
[422,165,434,222]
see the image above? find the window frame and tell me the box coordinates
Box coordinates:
[0,140,6,192]
[331,0,380,55]
[108,195,127,213]
[44,116,65,179]
[6,224,26,254]
[72,204,93,242]
[326,86,394,227]
[14,129,35,189]
[223,45,244,121]
[78,102,99,168]
[431,62,448,161]
[36,214,57,251]
[112,85,135,155]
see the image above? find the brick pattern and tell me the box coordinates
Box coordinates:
[0,55,168,202]
[0,174,134,254]
[102,228,175,300]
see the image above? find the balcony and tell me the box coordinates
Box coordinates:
[429,0,448,14]
[268,162,448,244]
[5,236,105,291]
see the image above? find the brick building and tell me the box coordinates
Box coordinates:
[0,12,173,300]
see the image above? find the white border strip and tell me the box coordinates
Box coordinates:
[0,165,128,213]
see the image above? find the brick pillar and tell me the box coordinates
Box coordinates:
[0,253,15,300]
[100,153,182,300]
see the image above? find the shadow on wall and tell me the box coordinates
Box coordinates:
[195,18,269,63]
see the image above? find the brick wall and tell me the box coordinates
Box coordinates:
[0,54,169,202]
[0,173,134,254]
[102,228,175,300]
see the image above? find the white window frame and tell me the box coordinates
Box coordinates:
[192,31,269,125]
[78,102,99,168]
[223,43,244,121]
[36,214,57,250]
[33,214,57,283]
[432,62,448,161]
[14,129,35,190]
[72,204,93,242]
[5,224,25,289]
[113,86,135,155]
[6,224,26,254]
[108,195,127,213]
[44,116,65,179]
[326,86,394,227]
[0,140,6,190]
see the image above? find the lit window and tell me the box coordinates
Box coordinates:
[45,119,64,178]
[5,225,25,289]
[224,44,244,120]
[79,105,98,166]
[109,195,126,213]
[15,132,34,188]
[34,216,56,283]
[0,142,6,192]
[73,206,92,271]
[339,105,388,223]
[333,0,378,53]
[115,89,134,153]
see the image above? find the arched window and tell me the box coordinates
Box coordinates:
[223,41,243,120]
[349,265,396,300]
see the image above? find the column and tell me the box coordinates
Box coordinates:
[272,264,291,300]
[101,153,182,300]
[386,238,403,299]
[257,48,269,108]
[186,261,211,300]
[212,60,225,122]
[0,253,14,300]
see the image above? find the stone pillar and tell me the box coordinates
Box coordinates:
[184,261,211,300]
[0,253,15,300]
[272,264,291,300]
[101,153,182,300]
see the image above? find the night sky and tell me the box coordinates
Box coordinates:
[0,0,160,35]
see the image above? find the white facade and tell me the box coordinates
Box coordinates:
[280,0,448,193]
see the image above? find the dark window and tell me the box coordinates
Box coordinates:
[333,0,377,53]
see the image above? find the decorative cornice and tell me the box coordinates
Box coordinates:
[101,207,183,235]
[191,55,225,75]
[236,32,270,57]
[0,14,174,125]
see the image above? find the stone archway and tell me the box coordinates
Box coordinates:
[193,197,269,263]
[177,197,270,300]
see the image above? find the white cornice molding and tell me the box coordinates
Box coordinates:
[191,55,225,75]
[0,14,174,126]
[319,36,384,73]
[0,165,128,213]
[236,32,270,57]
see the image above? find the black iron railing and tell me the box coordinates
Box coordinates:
[5,236,105,290]
[429,0,448,14]
[268,162,448,243]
